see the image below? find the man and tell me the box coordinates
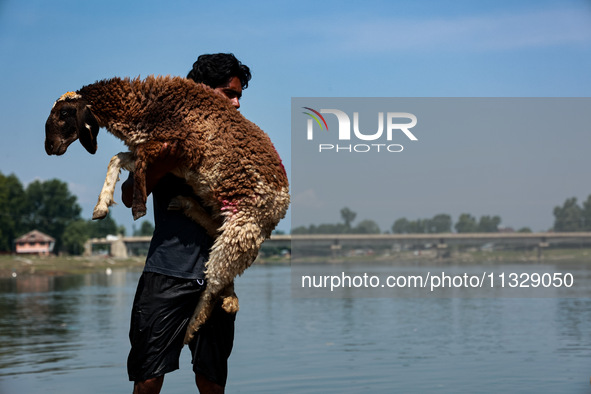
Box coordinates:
[123,53,251,394]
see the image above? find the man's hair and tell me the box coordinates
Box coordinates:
[187,53,251,89]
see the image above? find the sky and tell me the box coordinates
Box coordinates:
[1,0,591,234]
[291,97,591,233]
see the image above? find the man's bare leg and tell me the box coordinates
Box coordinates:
[133,376,164,394]
[195,373,224,394]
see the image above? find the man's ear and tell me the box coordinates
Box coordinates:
[77,105,99,154]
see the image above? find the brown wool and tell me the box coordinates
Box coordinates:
[45,75,290,344]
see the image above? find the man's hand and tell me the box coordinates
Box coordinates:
[121,142,181,208]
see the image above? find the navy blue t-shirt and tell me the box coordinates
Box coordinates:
[143,173,213,280]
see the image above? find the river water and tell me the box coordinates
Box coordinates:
[0,261,590,393]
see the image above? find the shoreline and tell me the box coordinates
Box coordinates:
[0,255,146,278]
[1,248,590,279]
[0,254,291,279]
[292,248,591,264]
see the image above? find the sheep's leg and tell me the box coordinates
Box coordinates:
[131,140,178,221]
[93,152,135,220]
[168,195,222,238]
[184,212,264,344]
[132,155,148,221]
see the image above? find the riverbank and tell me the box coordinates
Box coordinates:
[0,254,292,278]
[1,248,589,278]
[0,255,146,278]
[292,247,591,264]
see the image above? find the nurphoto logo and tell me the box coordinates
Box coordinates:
[302,107,418,153]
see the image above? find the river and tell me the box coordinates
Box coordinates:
[0,261,590,393]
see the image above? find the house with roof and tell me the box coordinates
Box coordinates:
[14,230,55,256]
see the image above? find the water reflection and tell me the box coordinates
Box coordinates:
[0,263,589,393]
[0,269,136,385]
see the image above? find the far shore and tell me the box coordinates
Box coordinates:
[0,254,146,278]
[1,247,590,279]
[0,254,292,278]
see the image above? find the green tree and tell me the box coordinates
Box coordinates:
[581,195,591,230]
[0,172,26,251]
[392,215,451,234]
[23,178,82,253]
[291,226,309,234]
[392,218,409,234]
[429,214,452,233]
[316,223,348,234]
[291,222,348,234]
[340,207,357,229]
[553,197,583,232]
[62,219,90,255]
[406,219,428,233]
[455,213,478,233]
[87,214,120,238]
[354,219,381,234]
[134,220,155,236]
[478,215,501,232]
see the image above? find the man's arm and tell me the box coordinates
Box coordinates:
[121,142,180,208]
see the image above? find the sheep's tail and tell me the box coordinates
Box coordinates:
[183,188,290,344]
[183,211,263,344]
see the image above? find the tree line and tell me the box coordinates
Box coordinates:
[293,196,591,235]
[0,172,154,255]
[3,170,591,253]
[553,196,591,232]
[292,208,516,235]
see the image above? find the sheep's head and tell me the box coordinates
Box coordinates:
[45,92,99,155]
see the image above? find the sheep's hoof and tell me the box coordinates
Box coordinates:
[133,210,146,220]
[221,295,240,313]
[92,205,109,220]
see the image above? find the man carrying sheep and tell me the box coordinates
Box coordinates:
[124,53,251,394]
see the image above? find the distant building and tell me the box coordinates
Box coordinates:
[15,230,55,256]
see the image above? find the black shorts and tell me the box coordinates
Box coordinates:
[127,272,236,386]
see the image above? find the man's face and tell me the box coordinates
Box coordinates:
[215,76,242,109]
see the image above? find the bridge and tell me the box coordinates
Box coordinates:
[84,232,591,259]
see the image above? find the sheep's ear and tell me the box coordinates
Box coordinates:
[78,105,99,154]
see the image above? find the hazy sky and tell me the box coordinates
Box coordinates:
[1,0,590,233]
[291,98,591,233]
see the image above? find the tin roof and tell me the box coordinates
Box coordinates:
[15,229,55,243]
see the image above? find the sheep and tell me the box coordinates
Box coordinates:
[45,75,290,343]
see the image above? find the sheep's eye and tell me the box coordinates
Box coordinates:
[60,110,68,116]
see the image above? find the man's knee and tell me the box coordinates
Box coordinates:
[195,373,225,394]
[133,375,164,394]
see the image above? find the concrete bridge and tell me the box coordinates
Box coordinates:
[285,232,591,259]
[84,232,591,259]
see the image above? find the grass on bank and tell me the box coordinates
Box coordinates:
[0,254,146,278]
[1,247,589,278]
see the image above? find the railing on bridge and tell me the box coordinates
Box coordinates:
[287,232,591,259]
[84,236,152,258]
[84,232,591,259]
